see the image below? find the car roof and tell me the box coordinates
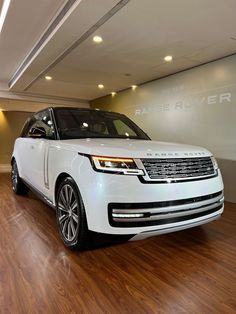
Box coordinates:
[35,106,124,116]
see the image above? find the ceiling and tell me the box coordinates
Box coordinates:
[0,0,66,86]
[0,0,236,103]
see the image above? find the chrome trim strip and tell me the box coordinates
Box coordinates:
[43,143,50,189]
[112,193,224,214]
[112,201,223,222]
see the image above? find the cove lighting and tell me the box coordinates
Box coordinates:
[0,0,11,33]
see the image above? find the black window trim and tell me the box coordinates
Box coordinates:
[21,108,58,140]
[50,108,60,140]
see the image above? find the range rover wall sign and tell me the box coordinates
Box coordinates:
[11,107,224,249]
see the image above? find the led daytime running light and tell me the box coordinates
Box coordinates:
[92,156,133,163]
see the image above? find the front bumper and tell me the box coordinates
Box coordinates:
[130,214,222,241]
[108,191,224,227]
[75,157,224,236]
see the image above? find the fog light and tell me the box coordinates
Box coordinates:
[112,213,144,218]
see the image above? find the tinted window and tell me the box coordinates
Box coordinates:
[26,110,55,139]
[54,109,150,140]
[113,119,137,137]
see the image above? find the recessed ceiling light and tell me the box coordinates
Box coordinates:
[111,92,116,96]
[131,85,137,90]
[0,0,11,33]
[93,36,103,43]
[164,55,173,62]
[45,76,52,80]
[98,84,104,89]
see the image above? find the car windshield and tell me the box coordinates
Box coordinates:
[54,109,150,140]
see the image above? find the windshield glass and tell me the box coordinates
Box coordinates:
[54,109,150,140]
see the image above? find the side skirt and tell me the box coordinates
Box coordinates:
[21,178,56,210]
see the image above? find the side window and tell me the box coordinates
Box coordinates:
[20,118,32,137]
[26,110,55,139]
[113,119,137,137]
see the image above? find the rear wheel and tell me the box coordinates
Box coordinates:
[56,177,89,250]
[11,160,29,195]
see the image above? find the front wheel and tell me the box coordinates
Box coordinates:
[11,160,29,195]
[56,177,89,250]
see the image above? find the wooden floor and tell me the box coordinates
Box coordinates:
[0,173,235,314]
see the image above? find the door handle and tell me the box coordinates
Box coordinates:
[30,145,35,149]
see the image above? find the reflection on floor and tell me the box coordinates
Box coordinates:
[0,173,235,313]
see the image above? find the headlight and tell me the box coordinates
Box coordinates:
[91,156,144,175]
[211,156,218,170]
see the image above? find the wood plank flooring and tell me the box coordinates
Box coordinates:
[0,173,235,313]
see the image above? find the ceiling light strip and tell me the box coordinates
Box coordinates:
[8,0,80,89]
[0,0,11,33]
[21,0,131,92]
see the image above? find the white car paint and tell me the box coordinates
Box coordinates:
[13,134,224,240]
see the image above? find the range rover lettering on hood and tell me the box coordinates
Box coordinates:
[146,152,207,157]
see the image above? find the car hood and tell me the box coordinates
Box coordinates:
[56,138,212,159]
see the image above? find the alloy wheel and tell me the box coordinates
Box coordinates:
[11,162,18,191]
[58,184,79,242]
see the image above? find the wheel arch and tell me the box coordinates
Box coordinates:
[54,172,71,201]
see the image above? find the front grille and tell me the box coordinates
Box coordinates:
[141,157,215,180]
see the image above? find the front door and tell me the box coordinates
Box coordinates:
[21,109,56,196]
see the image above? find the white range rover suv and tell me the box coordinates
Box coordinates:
[12,107,224,249]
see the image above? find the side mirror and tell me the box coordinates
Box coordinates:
[29,127,46,138]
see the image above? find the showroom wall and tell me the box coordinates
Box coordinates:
[0,111,31,171]
[91,54,236,203]
[0,99,54,172]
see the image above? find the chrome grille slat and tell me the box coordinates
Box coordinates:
[141,157,215,180]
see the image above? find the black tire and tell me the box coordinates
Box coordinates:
[11,160,29,195]
[56,177,89,250]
